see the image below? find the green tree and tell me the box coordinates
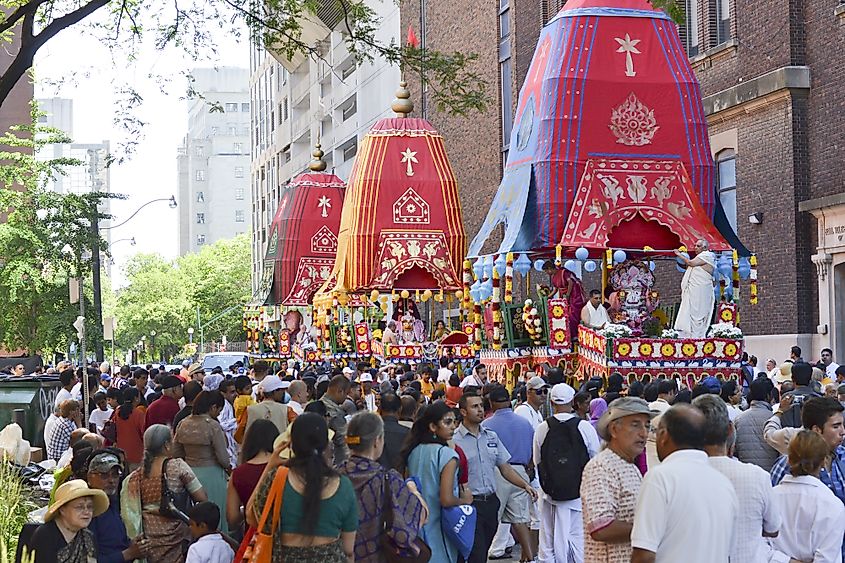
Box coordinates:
[0,104,117,357]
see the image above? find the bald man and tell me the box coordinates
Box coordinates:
[287,380,308,423]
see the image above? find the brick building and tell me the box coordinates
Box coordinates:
[402,0,845,363]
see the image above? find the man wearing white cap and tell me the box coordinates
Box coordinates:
[359,372,377,411]
[533,383,600,563]
[244,375,289,435]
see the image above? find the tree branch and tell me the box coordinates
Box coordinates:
[0,0,44,36]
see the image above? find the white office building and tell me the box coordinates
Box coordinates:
[177,67,252,256]
[248,1,401,293]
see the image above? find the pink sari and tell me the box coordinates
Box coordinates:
[551,269,587,340]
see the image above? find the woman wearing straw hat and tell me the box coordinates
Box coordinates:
[28,479,108,563]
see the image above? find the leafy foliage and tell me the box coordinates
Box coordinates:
[113,234,251,361]
[0,462,36,557]
[0,103,119,356]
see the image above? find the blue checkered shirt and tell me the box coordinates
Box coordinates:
[771,445,845,559]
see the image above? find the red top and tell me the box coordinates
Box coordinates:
[445,386,463,408]
[115,408,146,464]
[453,445,469,486]
[144,395,180,429]
[231,462,268,503]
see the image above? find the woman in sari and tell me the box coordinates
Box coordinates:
[338,411,428,562]
[121,424,208,563]
[543,261,586,341]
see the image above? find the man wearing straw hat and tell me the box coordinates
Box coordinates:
[580,397,656,562]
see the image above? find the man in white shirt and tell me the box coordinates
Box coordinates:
[631,404,738,563]
[88,392,113,435]
[692,394,781,563]
[460,364,488,389]
[360,373,377,411]
[515,375,547,429]
[437,356,453,384]
[821,348,840,379]
[287,380,307,417]
[580,289,609,329]
[54,368,78,408]
[533,383,600,563]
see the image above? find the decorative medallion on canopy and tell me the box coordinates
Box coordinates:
[468,0,745,258]
[263,145,346,306]
[316,87,466,303]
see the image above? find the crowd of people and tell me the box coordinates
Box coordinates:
[23,343,845,563]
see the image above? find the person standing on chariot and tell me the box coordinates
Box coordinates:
[543,261,586,341]
[673,239,716,338]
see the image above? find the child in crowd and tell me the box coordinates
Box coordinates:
[88,392,113,434]
[233,375,255,419]
[186,502,234,563]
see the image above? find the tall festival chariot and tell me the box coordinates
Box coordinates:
[312,84,474,365]
[467,0,757,388]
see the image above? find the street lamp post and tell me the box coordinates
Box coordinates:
[95,196,176,362]
[188,327,194,344]
[150,330,156,362]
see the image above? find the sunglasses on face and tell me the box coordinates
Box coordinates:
[530,388,548,395]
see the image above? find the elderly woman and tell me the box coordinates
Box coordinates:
[172,390,231,534]
[338,411,428,562]
[121,424,208,563]
[29,479,108,563]
[580,397,655,562]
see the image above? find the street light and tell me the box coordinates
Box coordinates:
[111,237,136,246]
[188,327,194,344]
[150,330,156,362]
[103,196,177,231]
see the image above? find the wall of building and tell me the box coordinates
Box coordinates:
[177,67,252,256]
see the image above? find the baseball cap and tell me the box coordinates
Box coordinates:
[182,359,191,368]
[596,397,656,440]
[99,373,111,382]
[526,375,548,391]
[161,376,183,390]
[488,386,510,403]
[87,452,122,474]
[360,373,373,383]
[342,367,354,376]
[279,380,291,390]
[701,376,722,394]
[550,383,575,405]
[260,375,285,394]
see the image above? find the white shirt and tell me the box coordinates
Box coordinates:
[43,413,58,446]
[186,533,235,563]
[631,449,738,563]
[363,392,377,412]
[89,406,113,433]
[70,382,82,402]
[827,362,840,379]
[726,404,742,422]
[514,402,544,430]
[770,475,845,563]
[288,400,304,416]
[533,412,600,507]
[437,367,453,384]
[708,456,781,563]
[581,301,609,328]
[218,400,238,469]
[459,374,484,389]
[54,388,73,408]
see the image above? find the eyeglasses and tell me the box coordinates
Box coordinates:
[530,388,548,395]
[67,501,95,514]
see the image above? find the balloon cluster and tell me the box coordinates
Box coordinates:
[521,298,543,346]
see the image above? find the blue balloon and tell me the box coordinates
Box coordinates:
[613,250,627,264]
[575,247,589,261]
[473,257,484,279]
[470,288,481,303]
[584,260,597,273]
[649,261,656,271]
[494,254,507,276]
[738,257,751,280]
[724,284,734,300]
[514,253,531,276]
[717,254,733,278]
[534,259,546,272]
[564,259,577,273]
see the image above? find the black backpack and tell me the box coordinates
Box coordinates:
[538,416,589,501]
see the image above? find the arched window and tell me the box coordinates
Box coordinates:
[716,148,737,232]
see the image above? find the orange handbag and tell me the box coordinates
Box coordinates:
[242,467,288,563]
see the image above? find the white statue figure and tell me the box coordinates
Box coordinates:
[673,239,716,338]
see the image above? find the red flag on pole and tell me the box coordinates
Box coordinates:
[407,25,420,48]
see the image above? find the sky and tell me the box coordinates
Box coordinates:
[33,12,249,287]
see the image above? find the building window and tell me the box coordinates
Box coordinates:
[499,0,513,151]
[235,210,245,222]
[229,126,237,135]
[235,188,244,200]
[713,0,731,45]
[235,167,244,178]
[210,126,218,135]
[195,170,205,181]
[341,97,357,121]
[682,0,700,56]
[196,191,204,203]
[196,213,205,224]
[197,234,206,245]
[341,62,356,80]
[194,145,203,156]
[242,103,250,112]
[233,142,243,153]
[283,98,289,121]
[284,150,291,163]
[225,102,239,112]
[716,148,737,232]
[342,138,357,162]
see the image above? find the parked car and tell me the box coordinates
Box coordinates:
[200,352,250,375]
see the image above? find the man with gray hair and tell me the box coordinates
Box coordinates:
[692,394,782,562]
[673,239,716,338]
